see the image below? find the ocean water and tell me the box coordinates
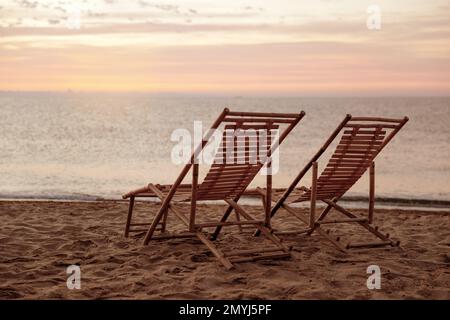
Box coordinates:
[0,92,449,203]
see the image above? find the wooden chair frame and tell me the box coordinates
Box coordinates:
[253,114,409,251]
[123,108,305,269]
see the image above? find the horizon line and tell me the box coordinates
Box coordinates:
[1,90,449,98]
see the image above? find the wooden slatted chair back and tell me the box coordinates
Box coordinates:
[196,110,304,201]
[293,116,408,202]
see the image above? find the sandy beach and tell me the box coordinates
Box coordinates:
[0,200,448,299]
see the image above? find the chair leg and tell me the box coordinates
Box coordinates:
[322,199,399,248]
[368,161,375,224]
[310,161,318,229]
[265,165,272,228]
[160,208,168,233]
[225,199,291,254]
[277,200,347,252]
[253,189,268,237]
[307,196,341,235]
[234,210,243,233]
[260,193,267,218]
[210,200,239,240]
[143,205,167,245]
[124,196,135,237]
[196,232,234,270]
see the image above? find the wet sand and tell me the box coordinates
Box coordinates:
[0,200,449,299]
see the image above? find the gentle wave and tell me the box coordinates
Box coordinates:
[0,193,449,211]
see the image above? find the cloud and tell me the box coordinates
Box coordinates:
[1,1,449,94]
[48,19,60,25]
[2,17,449,49]
[14,0,38,9]
[154,4,180,14]
[137,0,150,7]
[54,6,67,13]
[243,6,264,12]
[87,10,107,18]
[137,1,180,14]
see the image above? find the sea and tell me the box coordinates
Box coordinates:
[1,92,449,209]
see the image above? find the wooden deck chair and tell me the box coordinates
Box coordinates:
[122,108,305,269]
[250,115,409,251]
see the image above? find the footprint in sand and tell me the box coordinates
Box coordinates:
[72,239,97,250]
[164,266,183,274]
[0,287,24,299]
[191,254,209,263]
[113,241,129,249]
[106,256,125,264]
[231,276,247,285]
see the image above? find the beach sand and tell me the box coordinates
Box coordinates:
[0,200,449,299]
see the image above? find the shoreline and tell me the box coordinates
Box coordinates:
[1,195,449,211]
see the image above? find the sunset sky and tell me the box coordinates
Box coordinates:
[1,0,449,95]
